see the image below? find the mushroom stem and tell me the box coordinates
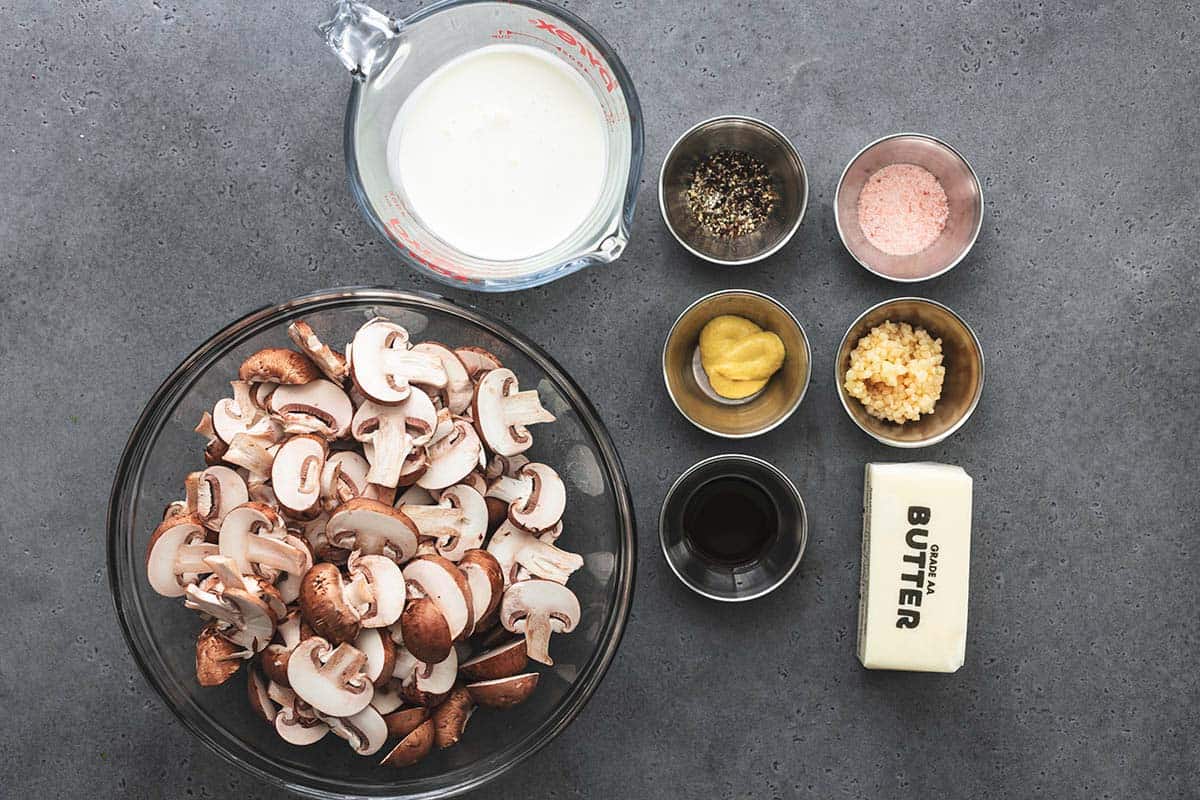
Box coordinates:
[343,572,375,616]
[364,417,413,489]
[522,611,554,666]
[246,535,308,576]
[184,585,242,627]
[176,542,220,574]
[502,390,556,427]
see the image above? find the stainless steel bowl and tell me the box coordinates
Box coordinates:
[659,115,808,266]
[834,133,983,282]
[835,297,985,448]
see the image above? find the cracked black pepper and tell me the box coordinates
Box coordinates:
[686,150,779,238]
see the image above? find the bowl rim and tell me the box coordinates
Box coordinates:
[658,114,809,266]
[661,288,812,439]
[658,453,808,602]
[834,296,986,448]
[833,131,984,283]
[107,286,637,799]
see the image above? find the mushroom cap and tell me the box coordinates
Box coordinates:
[383,706,429,739]
[326,498,419,564]
[459,638,528,682]
[432,685,475,749]
[413,342,473,414]
[348,552,407,628]
[327,704,389,756]
[147,513,215,597]
[399,597,452,664]
[380,718,435,768]
[239,348,321,384]
[299,562,361,644]
[349,318,413,404]
[416,420,482,490]
[454,346,502,380]
[471,368,554,457]
[466,673,540,710]
[508,463,566,533]
[286,637,374,717]
[196,621,243,687]
[287,320,348,384]
[269,379,353,438]
[501,580,581,633]
[458,549,504,623]
[403,555,474,641]
[271,434,327,516]
[195,466,249,532]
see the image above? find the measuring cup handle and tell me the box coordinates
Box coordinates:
[316,0,402,80]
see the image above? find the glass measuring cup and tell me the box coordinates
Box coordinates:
[318,0,644,292]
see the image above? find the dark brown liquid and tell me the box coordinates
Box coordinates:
[681,476,778,566]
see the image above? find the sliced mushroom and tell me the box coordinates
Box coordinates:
[349,318,425,404]
[413,342,472,414]
[393,646,458,707]
[274,533,315,605]
[403,555,474,643]
[212,381,263,444]
[219,502,307,581]
[286,637,374,717]
[192,465,249,532]
[417,419,483,490]
[288,320,348,384]
[146,513,218,597]
[269,379,353,439]
[383,706,429,738]
[354,626,398,688]
[471,368,555,457]
[320,451,377,511]
[380,717,434,768]
[199,553,287,621]
[459,638,527,682]
[484,453,530,482]
[196,620,243,686]
[351,398,415,488]
[458,549,504,625]
[432,685,474,749]
[487,521,582,587]
[194,412,229,465]
[485,462,566,533]
[261,610,308,686]
[326,498,419,563]
[299,554,406,644]
[272,683,331,745]
[247,668,278,724]
[395,484,435,507]
[400,484,487,561]
[184,583,277,657]
[239,348,321,385]
[222,431,277,480]
[500,579,580,666]
[454,346,502,380]
[399,597,452,664]
[326,704,389,756]
[271,434,327,517]
[466,673,539,710]
[371,680,406,715]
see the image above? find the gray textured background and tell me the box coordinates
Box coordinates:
[2,0,1198,797]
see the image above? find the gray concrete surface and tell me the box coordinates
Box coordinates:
[2,0,1198,797]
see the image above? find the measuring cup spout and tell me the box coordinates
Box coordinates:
[317,0,402,80]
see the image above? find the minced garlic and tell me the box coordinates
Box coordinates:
[844,321,945,423]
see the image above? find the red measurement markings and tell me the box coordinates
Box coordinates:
[527,18,616,93]
[385,218,468,283]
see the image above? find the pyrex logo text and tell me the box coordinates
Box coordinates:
[530,18,616,92]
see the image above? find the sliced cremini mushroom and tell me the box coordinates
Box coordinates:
[239,348,321,385]
[195,412,229,465]
[399,597,451,664]
[269,379,353,439]
[261,609,309,686]
[403,555,474,646]
[466,673,540,710]
[472,368,555,457]
[299,554,406,644]
[400,484,487,561]
[320,451,376,511]
[454,346,502,380]
[486,461,566,533]
[219,502,307,581]
[349,318,436,404]
[371,680,406,715]
[383,706,428,738]
[487,521,582,587]
[192,465,249,532]
[413,342,473,414]
[326,704,389,756]
[288,320,348,384]
[432,685,474,749]
[274,690,331,745]
[458,549,504,625]
[380,717,435,768]
[146,513,218,597]
[500,579,580,666]
[354,627,398,688]
[326,498,419,564]
[184,582,277,658]
[393,645,458,707]
[351,398,415,488]
[417,419,483,490]
[199,553,287,622]
[459,638,527,682]
[247,668,278,724]
[196,620,244,686]
[270,434,327,517]
[222,431,277,480]
[286,636,374,717]
[212,381,263,444]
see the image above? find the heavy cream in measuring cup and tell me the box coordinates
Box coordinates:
[387,44,608,262]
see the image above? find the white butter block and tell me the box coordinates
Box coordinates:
[857,462,973,673]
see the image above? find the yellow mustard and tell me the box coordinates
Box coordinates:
[698,315,786,399]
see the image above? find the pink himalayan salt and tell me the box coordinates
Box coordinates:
[857,163,949,256]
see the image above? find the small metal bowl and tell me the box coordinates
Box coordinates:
[835,297,984,448]
[659,115,808,265]
[663,290,811,438]
[660,454,808,602]
[834,133,983,282]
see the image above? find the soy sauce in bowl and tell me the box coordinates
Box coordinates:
[681,476,778,566]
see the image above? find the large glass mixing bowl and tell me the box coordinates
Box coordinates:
[107,287,636,798]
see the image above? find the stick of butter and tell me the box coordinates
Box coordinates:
[857,462,973,673]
